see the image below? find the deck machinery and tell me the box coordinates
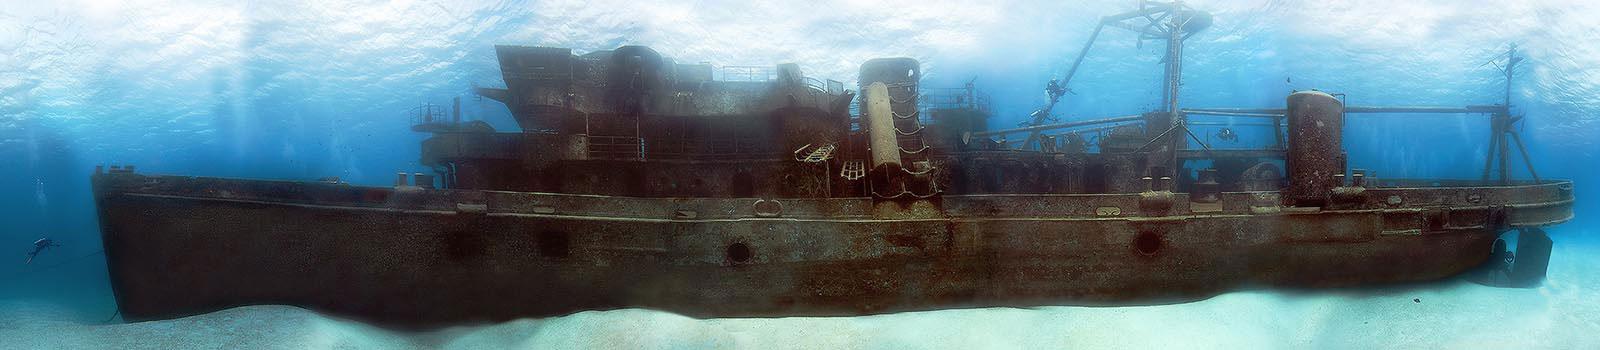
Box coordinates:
[93,1,1571,326]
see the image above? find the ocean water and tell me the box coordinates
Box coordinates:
[2,0,1598,348]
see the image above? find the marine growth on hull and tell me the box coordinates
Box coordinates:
[89,1,1574,326]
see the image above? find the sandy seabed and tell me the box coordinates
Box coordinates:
[3,231,1597,350]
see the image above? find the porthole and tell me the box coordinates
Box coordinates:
[1133,231,1163,256]
[726,242,752,264]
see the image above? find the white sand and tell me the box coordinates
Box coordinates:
[3,231,1597,350]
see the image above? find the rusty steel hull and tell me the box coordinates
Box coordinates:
[92,172,1574,326]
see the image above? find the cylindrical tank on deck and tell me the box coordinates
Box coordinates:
[415,173,435,190]
[857,58,920,88]
[857,57,920,115]
[1284,90,1345,206]
[863,82,902,169]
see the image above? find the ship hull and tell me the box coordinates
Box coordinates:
[92,172,1574,326]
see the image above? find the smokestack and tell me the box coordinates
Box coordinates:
[452,96,461,123]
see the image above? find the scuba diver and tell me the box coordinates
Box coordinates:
[26,238,59,265]
[1214,127,1238,143]
[1021,79,1070,127]
[1044,79,1068,100]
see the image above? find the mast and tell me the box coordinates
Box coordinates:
[1482,44,1538,184]
[1027,1,1210,128]
[1161,3,1185,114]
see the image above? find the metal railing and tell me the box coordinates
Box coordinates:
[803,77,846,94]
[627,136,777,159]
[408,104,454,127]
[713,66,843,95]
[715,65,777,82]
[970,114,1146,138]
[921,87,991,113]
[586,135,643,159]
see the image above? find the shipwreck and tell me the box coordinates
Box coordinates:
[93,2,1572,326]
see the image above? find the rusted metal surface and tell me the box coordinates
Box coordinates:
[91,42,1577,327]
[92,171,1573,326]
[863,82,901,169]
[1183,105,1508,116]
[1284,91,1345,206]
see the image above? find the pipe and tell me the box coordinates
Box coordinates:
[1184,105,1507,115]
[1181,110,1284,118]
[1060,22,1106,91]
[970,114,1144,137]
[1508,131,1541,183]
[863,82,902,169]
[1162,7,1185,114]
[1186,121,1278,127]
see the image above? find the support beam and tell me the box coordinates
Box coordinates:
[1186,121,1279,127]
[1181,110,1285,118]
[1498,123,1511,185]
[969,115,1145,137]
[1162,9,1185,114]
[1509,131,1542,183]
[1481,125,1501,182]
[1061,23,1107,88]
[1177,149,1283,159]
[1183,105,1508,116]
[1271,115,1286,149]
[1102,3,1174,22]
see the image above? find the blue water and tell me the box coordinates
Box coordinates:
[2,0,1597,348]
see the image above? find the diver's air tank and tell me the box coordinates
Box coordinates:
[1284,90,1346,206]
[863,82,902,170]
